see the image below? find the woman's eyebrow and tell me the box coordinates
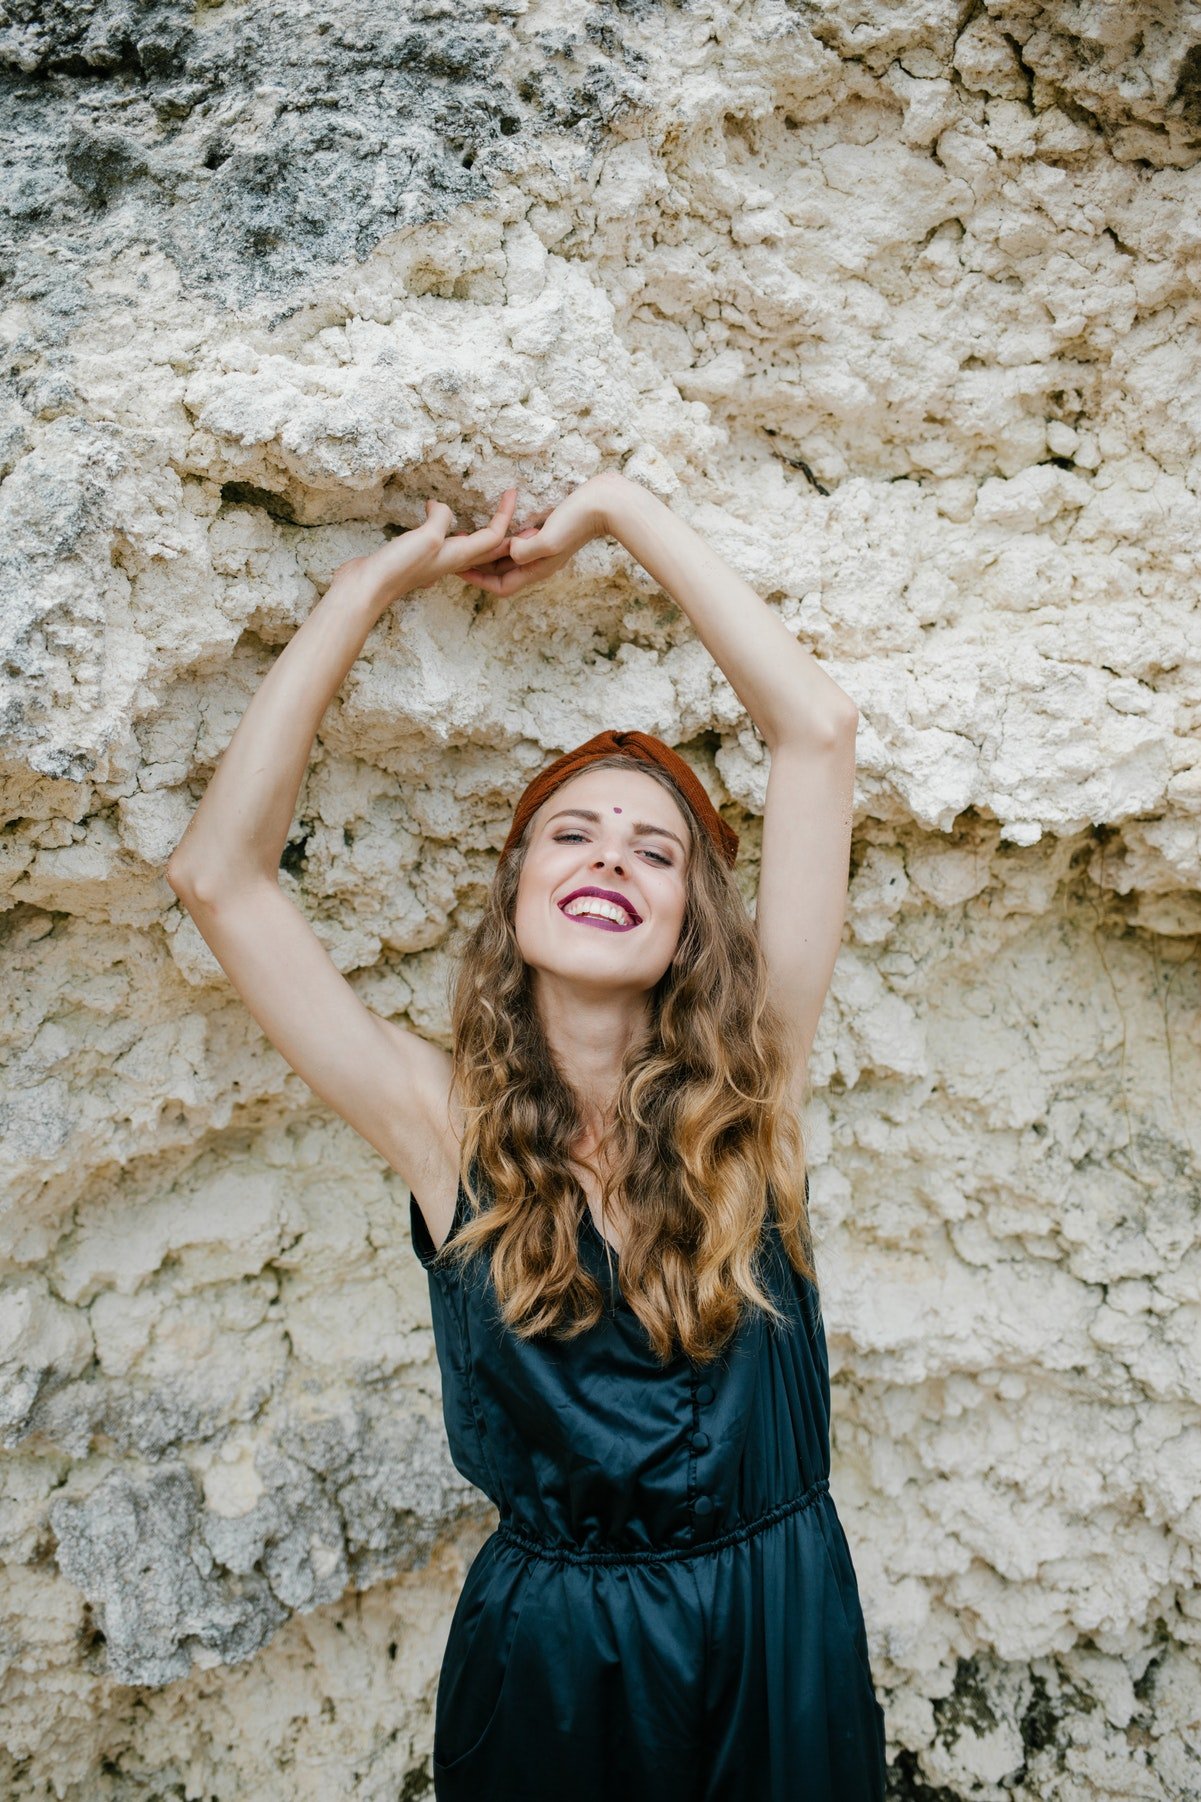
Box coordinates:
[545,807,687,856]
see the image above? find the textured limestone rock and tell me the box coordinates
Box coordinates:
[2,0,1199,1796]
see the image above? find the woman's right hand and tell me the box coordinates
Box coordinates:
[331,489,519,611]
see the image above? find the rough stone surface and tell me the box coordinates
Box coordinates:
[2,0,1199,1796]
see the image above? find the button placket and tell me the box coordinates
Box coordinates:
[689,1371,715,1523]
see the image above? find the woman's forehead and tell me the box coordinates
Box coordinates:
[538,765,689,829]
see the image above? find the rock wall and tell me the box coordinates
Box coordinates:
[2,1,1199,1796]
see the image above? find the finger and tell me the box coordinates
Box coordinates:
[485,567,531,596]
[459,553,511,576]
[459,568,508,593]
[458,540,565,590]
[475,487,518,530]
[502,512,549,547]
[508,528,546,563]
[453,499,523,559]
[473,489,518,539]
[499,563,550,594]
[458,538,505,564]
[459,557,512,580]
[467,556,535,593]
[485,561,543,595]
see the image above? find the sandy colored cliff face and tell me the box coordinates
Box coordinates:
[2,0,1199,1795]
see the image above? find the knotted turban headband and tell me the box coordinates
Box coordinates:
[498,729,739,870]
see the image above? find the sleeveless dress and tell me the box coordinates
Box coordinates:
[409,1170,887,1801]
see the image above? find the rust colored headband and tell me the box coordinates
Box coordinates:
[499,729,739,870]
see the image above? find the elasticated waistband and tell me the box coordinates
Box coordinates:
[494,1476,830,1567]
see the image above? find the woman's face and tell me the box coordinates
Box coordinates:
[513,765,692,997]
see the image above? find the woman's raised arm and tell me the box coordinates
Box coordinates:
[592,475,857,1083]
[165,491,517,1223]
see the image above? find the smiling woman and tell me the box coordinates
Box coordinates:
[165,469,877,1800]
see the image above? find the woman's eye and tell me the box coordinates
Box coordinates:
[553,831,670,866]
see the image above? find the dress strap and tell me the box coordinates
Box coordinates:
[409,1168,473,1272]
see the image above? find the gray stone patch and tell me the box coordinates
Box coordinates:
[51,1461,290,1685]
[49,1404,486,1685]
[21,1361,273,1460]
[0,1361,50,1444]
[0,418,127,778]
[0,0,650,309]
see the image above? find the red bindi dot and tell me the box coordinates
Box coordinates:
[613,806,622,812]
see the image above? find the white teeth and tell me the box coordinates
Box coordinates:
[563,896,635,925]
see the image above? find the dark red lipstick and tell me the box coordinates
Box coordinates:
[558,886,642,930]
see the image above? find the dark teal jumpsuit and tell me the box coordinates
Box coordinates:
[410,1170,887,1799]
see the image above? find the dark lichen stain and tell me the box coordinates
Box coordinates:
[1019,1670,1059,1755]
[1170,44,1201,126]
[280,830,311,877]
[934,1656,1000,1745]
[220,481,301,524]
[885,1751,962,1802]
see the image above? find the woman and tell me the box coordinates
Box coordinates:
[166,469,886,1799]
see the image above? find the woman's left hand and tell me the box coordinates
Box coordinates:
[457,473,618,595]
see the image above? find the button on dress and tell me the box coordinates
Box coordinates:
[410,1168,887,1800]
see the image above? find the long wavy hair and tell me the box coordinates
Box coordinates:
[439,752,814,1366]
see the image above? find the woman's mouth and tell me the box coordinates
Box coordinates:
[558,892,641,932]
[562,911,638,933]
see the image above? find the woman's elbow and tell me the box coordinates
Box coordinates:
[165,856,200,900]
[165,851,222,904]
[166,853,272,908]
[809,698,860,750]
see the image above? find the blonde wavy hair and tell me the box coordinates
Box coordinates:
[438,753,814,1366]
